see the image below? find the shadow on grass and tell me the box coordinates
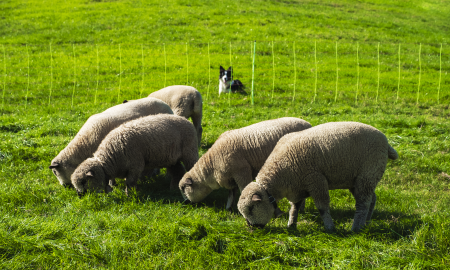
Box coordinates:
[258,207,424,242]
[113,176,424,242]
[135,175,231,208]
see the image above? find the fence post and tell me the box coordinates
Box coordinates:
[141,44,144,98]
[25,44,30,108]
[49,43,53,105]
[251,41,256,105]
[396,43,401,101]
[207,42,210,101]
[313,40,317,103]
[117,44,122,104]
[228,42,232,105]
[355,41,359,104]
[292,41,296,102]
[438,43,442,104]
[71,44,76,108]
[272,40,275,101]
[2,45,5,110]
[376,42,380,103]
[164,43,167,88]
[95,45,99,104]
[416,43,421,104]
[186,42,189,85]
[335,41,338,102]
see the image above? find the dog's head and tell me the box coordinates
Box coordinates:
[219,66,232,85]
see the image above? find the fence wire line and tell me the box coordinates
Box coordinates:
[0,41,448,107]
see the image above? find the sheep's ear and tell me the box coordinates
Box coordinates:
[252,194,262,202]
[49,162,59,169]
[185,178,193,185]
[86,171,94,177]
[122,100,128,103]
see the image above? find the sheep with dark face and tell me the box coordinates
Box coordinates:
[148,85,203,147]
[70,114,199,196]
[238,122,398,232]
[179,117,312,210]
[49,98,173,188]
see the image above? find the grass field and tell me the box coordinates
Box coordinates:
[1,0,450,268]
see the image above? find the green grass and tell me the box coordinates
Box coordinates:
[1,0,450,268]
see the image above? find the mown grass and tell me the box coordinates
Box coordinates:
[1,0,450,268]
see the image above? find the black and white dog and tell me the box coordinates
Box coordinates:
[219,66,245,95]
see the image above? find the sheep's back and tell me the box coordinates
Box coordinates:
[259,122,390,190]
[58,98,173,160]
[215,117,311,172]
[95,114,197,168]
[148,85,200,117]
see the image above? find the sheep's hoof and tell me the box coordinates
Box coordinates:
[274,208,284,218]
[182,199,191,205]
[287,222,297,229]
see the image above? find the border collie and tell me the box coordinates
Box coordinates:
[219,66,244,95]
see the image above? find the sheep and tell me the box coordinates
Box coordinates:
[71,114,199,196]
[49,98,173,187]
[148,85,203,147]
[178,117,312,211]
[237,121,398,232]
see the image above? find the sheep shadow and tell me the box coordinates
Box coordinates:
[118,177,424,242]
[134,175,237,209]
[260,207,424,241]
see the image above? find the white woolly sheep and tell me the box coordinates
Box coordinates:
[49,98,173,187]
[148,85,203,147]
[179,117,312,210]
[71,114,199,196]
[237,122,398,232]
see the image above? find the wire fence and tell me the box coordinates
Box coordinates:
[1,40,448,109]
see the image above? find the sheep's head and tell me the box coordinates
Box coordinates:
[71,158,109,197]
[237,182,275,228]
[49,158,76,188]
[179,172,213,203]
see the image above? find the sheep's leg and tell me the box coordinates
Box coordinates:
[298,198,306,212]
[139,167,159,181]
[191,112,203,148]
[105,179,114,193]
[308,173,335,232]
[351,193,372,232]
[109,179,116,187]
[167,161,186,190]
[225,187,239,210]
[349,185,374,232]
[125,173,140,196]
[366,191,377,224]
[287,200,305,228]
[353,188,377,225]
[181,151,198,172]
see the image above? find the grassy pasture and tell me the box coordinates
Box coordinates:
[1,0,450,268]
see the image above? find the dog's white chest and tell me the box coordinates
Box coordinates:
[219,79,230,95]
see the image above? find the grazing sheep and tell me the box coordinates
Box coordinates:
[49,98,173,187]
[179,117,312,210]
[237,122,398,232]
[148,85,203,147]
[71,114,199,196]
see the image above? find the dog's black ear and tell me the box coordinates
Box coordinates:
[227,66,232,71]
[220,66,225,71]
[122,100,128,103]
